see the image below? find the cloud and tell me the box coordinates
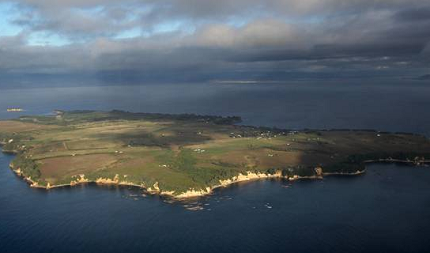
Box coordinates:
[188,20,306,49]
[4,0,428,39]
[0,0,429,85]
[393,6,430,22]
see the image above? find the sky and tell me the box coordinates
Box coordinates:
[0,0,429,86]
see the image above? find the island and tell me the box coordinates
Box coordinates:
[7,108,24,112]
[0,110,429,198]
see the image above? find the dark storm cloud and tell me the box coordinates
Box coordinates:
[0,0,429,85]
[394,7,430,22]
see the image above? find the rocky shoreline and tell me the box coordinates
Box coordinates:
[1,145,428,200]
[7,157,365,199]
[6,159,429,199]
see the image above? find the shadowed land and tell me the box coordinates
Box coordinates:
[1,110,429,198]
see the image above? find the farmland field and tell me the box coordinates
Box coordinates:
[1,110,430,198]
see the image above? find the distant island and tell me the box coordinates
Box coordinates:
[0,110,429,198]
[6,108,24,112]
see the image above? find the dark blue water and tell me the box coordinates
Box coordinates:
[1,82,430,253]
[0,82,429,135]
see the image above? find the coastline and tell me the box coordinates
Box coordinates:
[1,145,427,199]
[5,158,428,199]
[4,152,366,199]
[5,152,360,199]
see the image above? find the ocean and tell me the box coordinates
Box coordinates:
[0,82,429,253]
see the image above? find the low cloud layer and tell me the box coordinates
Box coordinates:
[0,0,429,85]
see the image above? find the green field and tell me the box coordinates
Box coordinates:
[1,110,430,198]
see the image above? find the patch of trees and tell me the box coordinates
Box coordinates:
[13,155,41,180]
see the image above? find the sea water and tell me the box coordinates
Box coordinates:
[0,82,429,253]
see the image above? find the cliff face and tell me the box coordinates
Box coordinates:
[173,170,324,199]
[175,188,212,198]
[70,174,89,186]
[219,171,281,186]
